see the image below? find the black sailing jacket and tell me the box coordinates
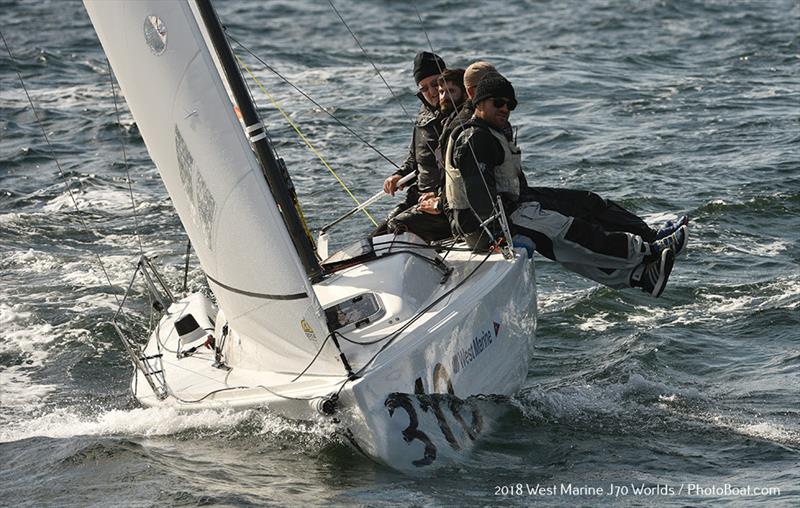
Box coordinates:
[444,117,528,248]
[394,103,443,193]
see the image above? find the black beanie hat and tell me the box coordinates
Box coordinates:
[473,72,517,109]
[413,51,446,84]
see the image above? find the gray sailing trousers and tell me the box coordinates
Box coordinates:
[509,201,646,288]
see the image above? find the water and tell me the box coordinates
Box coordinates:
[1,0,798,505]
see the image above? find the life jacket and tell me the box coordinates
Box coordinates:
[443,127,471,210]
[444,121,522,211]
[487,126,521,202]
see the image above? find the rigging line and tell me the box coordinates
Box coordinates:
[353,250,494,373]
[371,239,474,252]
[153,324,339,404]
[411,3,460,125]
[234,53,379,227]
[290,332,332,382]
[329,1,448,214]
[157,318,351,402]
[238,61,325,255]
[166,380,329,404]
[225,32,399,170]
[1,30,120,304]
[106,60,144,257]
[337,247,491,348]
[411,1,504,227]
[153,325,341,403]
[235,63,320,247]
[327,0,415,124]
[182,239,191,293]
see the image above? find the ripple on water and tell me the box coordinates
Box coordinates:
[1,0,799,503]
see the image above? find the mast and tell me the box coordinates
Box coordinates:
[194,0,323,283]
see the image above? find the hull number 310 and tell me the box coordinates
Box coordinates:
[384,362,483,467]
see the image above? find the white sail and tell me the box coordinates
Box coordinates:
[84,0,342,375]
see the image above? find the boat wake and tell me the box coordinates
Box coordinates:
[0,391,519,468]
[0,405,342,450]
[514,373,800,450]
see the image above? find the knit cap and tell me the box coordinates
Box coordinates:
[413,51,446,84]
[473,72,517,108]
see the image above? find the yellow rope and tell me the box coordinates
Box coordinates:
[234,54,378,226]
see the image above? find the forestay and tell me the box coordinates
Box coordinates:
[84,0,342,375]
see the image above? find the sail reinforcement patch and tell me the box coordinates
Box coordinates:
[176,125,216,249]
[143,15,167,56]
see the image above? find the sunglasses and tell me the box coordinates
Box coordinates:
[491,97,517,111]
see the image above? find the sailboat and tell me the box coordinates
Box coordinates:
[84,0,537,471]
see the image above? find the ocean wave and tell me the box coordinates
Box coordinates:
[515,373,799,449]
[0,406,341,449]
[0,303,59,413]
[694,192,800,217]
[515,373,703,426]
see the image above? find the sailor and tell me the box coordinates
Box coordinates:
[444,72,687,296]
[428,62,670,240]
[436,61,498,155]
[436,68,468,148]
[454,62,686,243]
[381,51,452,242]
[415,68,469,222]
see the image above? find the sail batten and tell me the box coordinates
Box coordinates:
[84,0,341,375]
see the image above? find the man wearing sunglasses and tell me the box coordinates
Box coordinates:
[437,61,498,153]
[444,72,687,297]
[419,62,513,220]
[378,51,453,242]
[441,63,686,244]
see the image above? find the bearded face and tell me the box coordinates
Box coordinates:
[438,81,465,114]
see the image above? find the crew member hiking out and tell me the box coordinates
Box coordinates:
[448,62,687,244]
[444,72,688,297]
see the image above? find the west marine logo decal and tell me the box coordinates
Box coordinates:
[451,321,501,375]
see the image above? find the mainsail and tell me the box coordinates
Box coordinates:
[84,0,342,375]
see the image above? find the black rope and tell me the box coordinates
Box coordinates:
[2,30,120,304]
[106,60,145,257]
[205,272,307,300]
[328,0,415,124]
[225,31,399,169]
[290,332,333,382]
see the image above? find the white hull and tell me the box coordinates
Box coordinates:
[133,236,536,471]
[84,0,537,473]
